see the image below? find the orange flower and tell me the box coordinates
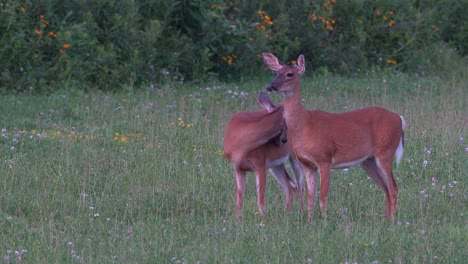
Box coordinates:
[356,19,363,23]
[388,11,394,15]
[256,24,266,31]
[19,7,27,13]
[388,20,395,27]
[48,31,57,38]
[211,3,218,9]
[62,43,71,49]
[311,13,318,21]
[386,59,397,65]
[263,15,273,25]
[40,15,48,27]
[35,29,42,36]
[432,25,439,30]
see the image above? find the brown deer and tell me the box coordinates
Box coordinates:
[224,92,303,218]
[263,53,405,220]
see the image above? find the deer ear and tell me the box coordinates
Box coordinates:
[263,53,283,71]
[297,54,305,75]
[258,91,276,112]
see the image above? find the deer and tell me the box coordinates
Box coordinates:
[224,92,304,218]
[263,53,405,221]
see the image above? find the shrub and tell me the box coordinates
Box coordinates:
[0,0,465,92]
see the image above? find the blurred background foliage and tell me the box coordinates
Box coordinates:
[0,0,466,92]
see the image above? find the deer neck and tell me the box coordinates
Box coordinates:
[282,85,307,133]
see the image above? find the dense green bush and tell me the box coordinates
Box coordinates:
[0,0,466,92]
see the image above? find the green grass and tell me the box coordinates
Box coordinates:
[0,73,466,263]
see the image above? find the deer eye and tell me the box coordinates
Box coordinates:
[286,72,294,77]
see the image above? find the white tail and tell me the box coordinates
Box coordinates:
[395,116,405,165]
[263,53,405,220]
[224,92,303,218]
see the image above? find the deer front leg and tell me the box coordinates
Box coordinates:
[304,167,318,221]
[255,166,267,216]
[318,164,332,221]
[269,165,294,213]
[289,156,304,211]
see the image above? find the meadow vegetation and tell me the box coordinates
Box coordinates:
[1,71,466,262]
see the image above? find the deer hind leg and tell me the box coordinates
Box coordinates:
[289,157,304,211]
[254,165,267,216]
[269,165,294,213]
[374,157,399,217]
[361,158,391,216]
[234,168,247,218]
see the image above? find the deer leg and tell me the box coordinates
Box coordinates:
[255,165,267,216]
[318,164,332,220]
[361,158,391,216]
[269,165,294,213]
[304,167,318,220]
[289,156,304,211]
[375,157,399,218]
[234,168,247,218]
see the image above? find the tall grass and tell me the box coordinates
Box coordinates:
[0,73,466,263]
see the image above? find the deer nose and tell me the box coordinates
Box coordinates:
[265,84,276,91]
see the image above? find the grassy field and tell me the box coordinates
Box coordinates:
[1,72,466,263]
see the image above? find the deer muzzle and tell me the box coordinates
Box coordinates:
[265,82,278,92]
